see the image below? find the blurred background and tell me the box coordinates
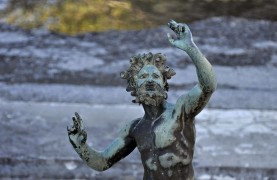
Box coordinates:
[0,0,276,179]
[1,0,277,35]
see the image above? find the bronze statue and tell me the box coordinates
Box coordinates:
[67,20,217,180]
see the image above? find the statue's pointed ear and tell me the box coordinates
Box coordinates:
[164,81,169,92]
[164,93,168,100]
[163,76,167,85]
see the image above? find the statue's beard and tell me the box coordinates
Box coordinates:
[134,82,167,106]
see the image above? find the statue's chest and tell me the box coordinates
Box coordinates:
[153,116,179,149]
[132,119,155,151]
[133,115,179,152]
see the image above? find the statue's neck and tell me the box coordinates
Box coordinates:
[142,101,165,120]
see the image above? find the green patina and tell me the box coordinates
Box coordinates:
[68,20,217,180]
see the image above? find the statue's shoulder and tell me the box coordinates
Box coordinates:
[164,101,175,114]
[162,101,178,120]
[164,101,188,120]
[119,118,141,137]
[165,101,175,110]
[131,117,141,127]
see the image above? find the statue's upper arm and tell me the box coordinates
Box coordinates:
[175,84,212,118]
[102,119,139,167]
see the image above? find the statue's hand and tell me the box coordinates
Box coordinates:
[167,20,194,50]
[67,112,87,149]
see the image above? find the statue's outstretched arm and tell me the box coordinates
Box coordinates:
[67,112,137,171]
[167,20,217,117]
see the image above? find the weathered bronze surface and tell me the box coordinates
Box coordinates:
[67,20,217,180]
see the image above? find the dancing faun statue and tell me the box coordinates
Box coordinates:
[67,20,217,180]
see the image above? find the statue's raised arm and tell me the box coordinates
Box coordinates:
[167,20,217,117]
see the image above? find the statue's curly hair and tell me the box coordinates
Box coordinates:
[120,52,176,97]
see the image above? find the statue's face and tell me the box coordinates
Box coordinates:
[137,65,164,89]
[135,65,166,106]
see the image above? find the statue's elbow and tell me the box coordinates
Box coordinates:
[87,157,111,172]
[90,164,110,172]
[94,166,109,172]
[203,82,217,94]
[209,79,217,92]
[211,82,217,92]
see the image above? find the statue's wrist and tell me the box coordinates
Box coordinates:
[182,42,197,53]
[75,143,87,154]
[178,41,195,52]
[73,140,86,149]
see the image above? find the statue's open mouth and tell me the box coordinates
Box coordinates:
[146,84,155,91]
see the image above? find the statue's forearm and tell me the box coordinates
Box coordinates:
[184,43,217,92]
[69,120,136,172]
[74,144,109,171]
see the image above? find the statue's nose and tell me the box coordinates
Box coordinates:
[147,77,154,83]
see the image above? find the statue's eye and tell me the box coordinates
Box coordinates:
[152,73,160,78]
[139,74,147,79]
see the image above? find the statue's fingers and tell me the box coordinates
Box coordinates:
[75,112,85,130]
[79,130,87,144]
[173,24,186,39]
[80,119,84,130]
[177,24,186,33]
[75,112,81,121]
[75,111,82,121]
[167,33,176,46]
[167,33,174,41]
[67,125,76,135]
[169,19,177,23]
[168,19,178,33]
[72,116,78,127]
[72,116,82,132]
[67,125,74,134]
[72,116,77,123]
[67,125,71,133]
[182,23,189,33]
[168,19,178,26]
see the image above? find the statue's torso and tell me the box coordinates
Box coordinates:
[132,103,195,180]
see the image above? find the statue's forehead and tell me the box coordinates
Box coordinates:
[138,65,161,75]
